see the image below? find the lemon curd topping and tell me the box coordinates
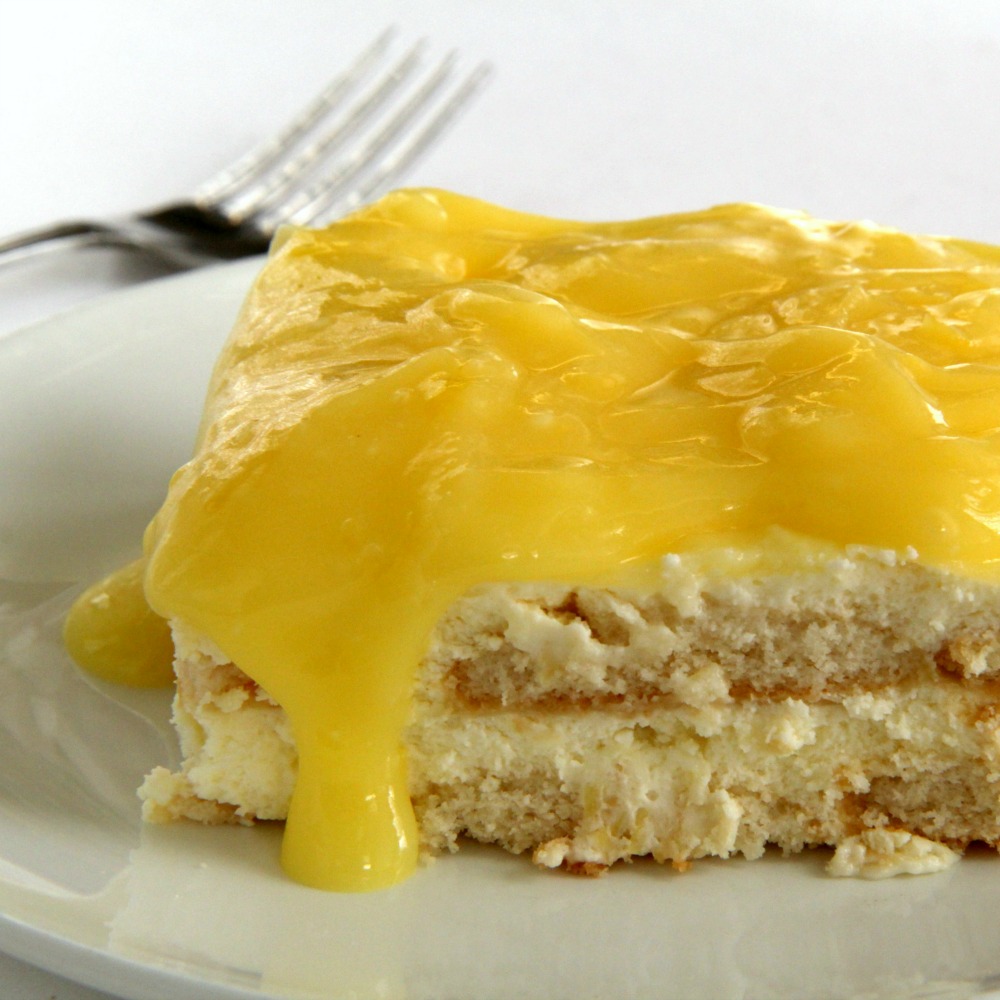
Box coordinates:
[65,189,1000,890]
[63,558,175,687]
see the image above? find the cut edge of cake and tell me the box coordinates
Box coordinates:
[139,538,1000,880]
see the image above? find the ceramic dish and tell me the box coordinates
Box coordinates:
[2,262,1000,1000]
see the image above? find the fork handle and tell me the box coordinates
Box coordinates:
[0,221,121,265]
[0,216,237,272]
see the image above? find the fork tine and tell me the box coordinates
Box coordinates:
[327,61,493,219]
[261,57,491,231]
[218,38,430,224]
[194,27,397,208]
[259,51,457,228]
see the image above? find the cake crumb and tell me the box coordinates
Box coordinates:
[532,838,571,868]
[565,860,609,878]
[826,829,959,878]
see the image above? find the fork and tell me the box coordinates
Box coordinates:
[0,30,490,272]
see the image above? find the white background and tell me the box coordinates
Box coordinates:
[3,1,1000,995]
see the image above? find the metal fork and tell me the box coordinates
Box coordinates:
[0,30,490,272]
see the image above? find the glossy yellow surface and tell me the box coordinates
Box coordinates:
[70,189,1000,890]
[63,558,174,687]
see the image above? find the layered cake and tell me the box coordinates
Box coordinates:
[66,190,1000,890]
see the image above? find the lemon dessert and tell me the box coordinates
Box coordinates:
[66,189,1000,891]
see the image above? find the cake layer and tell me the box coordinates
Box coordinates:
[410,689,993,877]
[426,548,1000,709]
[140,545,1000,877]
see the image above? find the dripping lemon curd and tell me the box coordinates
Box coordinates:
[64,189,1000,890]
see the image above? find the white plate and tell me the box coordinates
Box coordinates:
[3,262,1000,1000]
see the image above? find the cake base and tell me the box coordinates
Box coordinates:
[140,544,1000,879]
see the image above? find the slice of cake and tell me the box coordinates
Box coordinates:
[69,189,1000,890]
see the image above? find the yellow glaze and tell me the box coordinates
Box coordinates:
[68,189,1000,890]
[63,558,174,687]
